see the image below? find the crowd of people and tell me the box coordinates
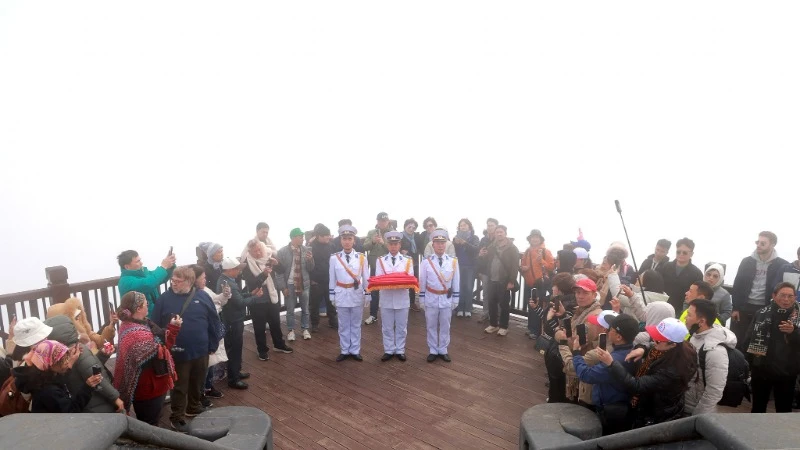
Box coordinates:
[2,215,799,438]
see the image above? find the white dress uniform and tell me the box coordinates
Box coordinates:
[375,245,414,356]
[419,230,460,359]
[329,226,371,357]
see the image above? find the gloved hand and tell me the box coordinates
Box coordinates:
[330,297,336,307]
[451,303,458,311]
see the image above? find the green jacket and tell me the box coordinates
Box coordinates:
[364,228,391,265]
[118,265,173,315]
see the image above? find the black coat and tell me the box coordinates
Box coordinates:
[310,240,335,284]
[608,344,697,426]
[658,261,703,316]
[638,254,670,275]
[731,256,788,310]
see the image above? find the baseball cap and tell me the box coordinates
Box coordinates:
[606,314,641,343]
[573,248,589,259]
[646,317,688,343]
[573,277,597,292]
[221,257,246,270]
[376,212,389,220]
[587,310,618,329]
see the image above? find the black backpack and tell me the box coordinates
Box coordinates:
[699,344,751,407]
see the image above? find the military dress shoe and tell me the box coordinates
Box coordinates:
[440,354,452,363]
[396,354,407,362]
[381,353,393,362]
[228,380,249,390]
[352,354,363,362]
[238,372,251,380]
[336,354,348,362]
[426,354,437,363]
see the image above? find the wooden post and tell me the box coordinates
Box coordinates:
[46,266,70,304]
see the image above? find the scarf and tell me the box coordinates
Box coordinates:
[113,320,176,409]
[244,241,279,304]
[23,340,70,371]
[630,348,665,408]
[746,301,800,357]
[403,231,417,254]
[292,246,304,288]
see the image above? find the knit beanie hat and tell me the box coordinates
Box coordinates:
[199,242,223,260]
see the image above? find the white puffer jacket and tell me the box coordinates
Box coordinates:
[684,324,737,415]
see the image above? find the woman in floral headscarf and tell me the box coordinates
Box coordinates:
[12,339,101,413]
[114,291,182,426]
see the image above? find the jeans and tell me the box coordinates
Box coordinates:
[133,395,166,426]
[224,320,244,384]
[310,282,338,328]
[526,278,551,337]
[170,355,209,421]
[458,266,476,314]
[251,301,286,353]
[486,281,511,328]
[286,285,310,330]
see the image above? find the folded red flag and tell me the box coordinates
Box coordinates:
[366,273,419,293]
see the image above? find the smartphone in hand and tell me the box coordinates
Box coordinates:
[577,323,587,346]
[564,318,572,338]
[168,246,174,256]
[598,333,607,350]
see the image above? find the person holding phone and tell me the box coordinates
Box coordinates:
[552,277,603,403]
[117,248,176,315]
[12,340,100,413]
[741,282,800,413]
[571,314,639,434]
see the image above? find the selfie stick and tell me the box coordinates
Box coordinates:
[615,200,648,306]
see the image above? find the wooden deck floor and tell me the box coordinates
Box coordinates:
[160,307,548,450]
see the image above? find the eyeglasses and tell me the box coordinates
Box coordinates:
[170,278,186,284]
[776,293,795,300]
[676,250,691,255]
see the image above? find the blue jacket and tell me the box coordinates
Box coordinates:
[151,288,221,362]
[573,343,634,408]
[769,261,800,302]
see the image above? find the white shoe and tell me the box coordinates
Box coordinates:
[364,315,377,325]
[320,312,328,317]
[303,330,311,340]
[465,312,472,317]
[484,326,499,334]
[497,328,508,336]
[456,311,464,317]
[287,330,296,341]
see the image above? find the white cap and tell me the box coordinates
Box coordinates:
[573,247,589,259]
[13,317,53,347]
[597,311,619,329]
[221,257,245,270]
[646,317,689,343]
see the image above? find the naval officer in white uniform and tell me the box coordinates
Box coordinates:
[419,229,460,362]
[329,225,371,361]
[375,231,414,362]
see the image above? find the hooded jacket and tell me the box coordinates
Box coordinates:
[732,250,787,310]
[704,263,733,323]
[634,302,676,346]
[44,315,120,413]
[684,325,738,415]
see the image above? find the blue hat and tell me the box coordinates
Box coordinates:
[384,231,402,242]
[571,239,591,251]
[338,225,357,236]
[431,229,449,242]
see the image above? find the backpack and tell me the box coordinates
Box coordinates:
[699,344,751,407]
[0,373,31,416]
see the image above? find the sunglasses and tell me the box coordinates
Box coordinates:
[676,250,691,255]
[755,240,770,247]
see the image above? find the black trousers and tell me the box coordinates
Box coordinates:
[731,303,761,350]
[598,403,631,435]
[751,374,797,413]
[133,395,166,426]
[545,342,567,403]
[409,263,419,306]
[310,282,338,328]
[224,320,244,383]
[251,302,286,354]
[486,281,511,328]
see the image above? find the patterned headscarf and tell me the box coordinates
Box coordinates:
[23,339,70,371]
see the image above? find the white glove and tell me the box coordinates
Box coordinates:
[420,302,426,311]
[330,297,336,307]
[451,303,458,311]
